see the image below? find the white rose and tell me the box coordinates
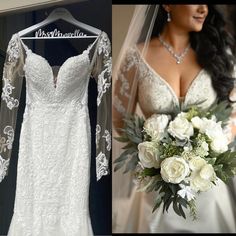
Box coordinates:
[190,163,216,192]
[189,156,206,171]
[138,142,160,168]
[199,117,223,140]
[199,164,216,181]
[160,156,190,184]
[144,114,170,141]
[168,113,194,140]
[190,174,213,192]
[205,120,228,153]
[191,116,203,129]
[192,117,228,153]
[192,116,216,134]
[205,121,222,140]
[211,115,217,122]
[211,137,228,153]
[206,121,228,153]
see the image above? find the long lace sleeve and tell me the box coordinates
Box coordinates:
[92,32,112,181]
[112,46,140,132]
[0,34,25,183]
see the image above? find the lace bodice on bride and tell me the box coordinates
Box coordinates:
[137,55,217,116]
[114,46,217,118]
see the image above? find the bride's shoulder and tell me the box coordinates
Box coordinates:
[123,37,163,63]
[136,37,161,53]
[135,37,163,63]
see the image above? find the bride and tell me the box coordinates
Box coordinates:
[113,5,236,233]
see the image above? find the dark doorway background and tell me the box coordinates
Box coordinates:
[0,0,112,235]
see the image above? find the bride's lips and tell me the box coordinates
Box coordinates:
[193,16,206,23]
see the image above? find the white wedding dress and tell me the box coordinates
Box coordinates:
[113,47,236,233]
[0,32,111,236]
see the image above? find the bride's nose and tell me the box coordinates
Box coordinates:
[198,5,208,14]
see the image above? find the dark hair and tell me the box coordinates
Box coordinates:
[143,5,236,104]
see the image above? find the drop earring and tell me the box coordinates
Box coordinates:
[167,12,171,22]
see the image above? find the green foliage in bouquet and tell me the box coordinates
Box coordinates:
[114,115,144,173]
[114,100,236,219]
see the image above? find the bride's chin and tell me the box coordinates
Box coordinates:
[191,24,204,32]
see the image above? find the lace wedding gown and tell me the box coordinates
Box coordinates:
[0,32,111,236]
[113,47,236,233]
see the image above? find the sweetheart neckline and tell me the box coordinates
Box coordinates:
[134,45,205,107]
[25,49,90,89]
[17,32,102,90]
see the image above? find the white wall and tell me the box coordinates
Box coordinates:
[112,5,135,66]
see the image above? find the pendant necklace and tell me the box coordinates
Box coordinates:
[158,34,190,64]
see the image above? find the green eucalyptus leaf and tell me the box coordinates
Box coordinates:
[114,136,129,142]
[168,184,178,195]
[114,161,126,172]
[122,142,136,150]
[113,148,136,164]
[146,179,159,193]
[164,197,174,212]
[178,197,188,209]
[178,203,186,219]
[123,154,139,174]
[126,134,143,144]
[173,199,182,216]
[152,193,164,213]
[162,191,172,213]
[143,168,160,177]
[155,181,164,191]
[206,157,217,165]
[113,153,128,164]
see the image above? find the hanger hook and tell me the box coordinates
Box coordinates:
[50,8,72,17]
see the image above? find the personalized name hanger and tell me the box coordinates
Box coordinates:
[18,8,101,40]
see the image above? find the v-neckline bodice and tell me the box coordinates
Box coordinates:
[135,45,205,107]
[140,54,205,107]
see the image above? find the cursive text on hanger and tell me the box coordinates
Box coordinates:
[35,29,87,38]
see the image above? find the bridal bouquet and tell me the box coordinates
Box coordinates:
[114,101,236,219]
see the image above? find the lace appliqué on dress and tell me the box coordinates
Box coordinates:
[0,154,10,182]
[97,70,111,106]
[7,34,21,63]
[95,124,111,151]
[102,130,111,151]
[0,126,14,153]
[98,32,111,58]
[121,47,140,72]
[0,126,14,181]
[95,124,101,148]
[113,47,139,115]
[1,74,19,110]
[96,151,109,181]
[97,33,112,106]
[113,95,126,115]
[118,74,131,98]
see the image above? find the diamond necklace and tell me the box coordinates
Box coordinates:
[158,34,190,64]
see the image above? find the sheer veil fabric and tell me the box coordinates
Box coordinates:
[112,4,236,233]
[112,5,159,232]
